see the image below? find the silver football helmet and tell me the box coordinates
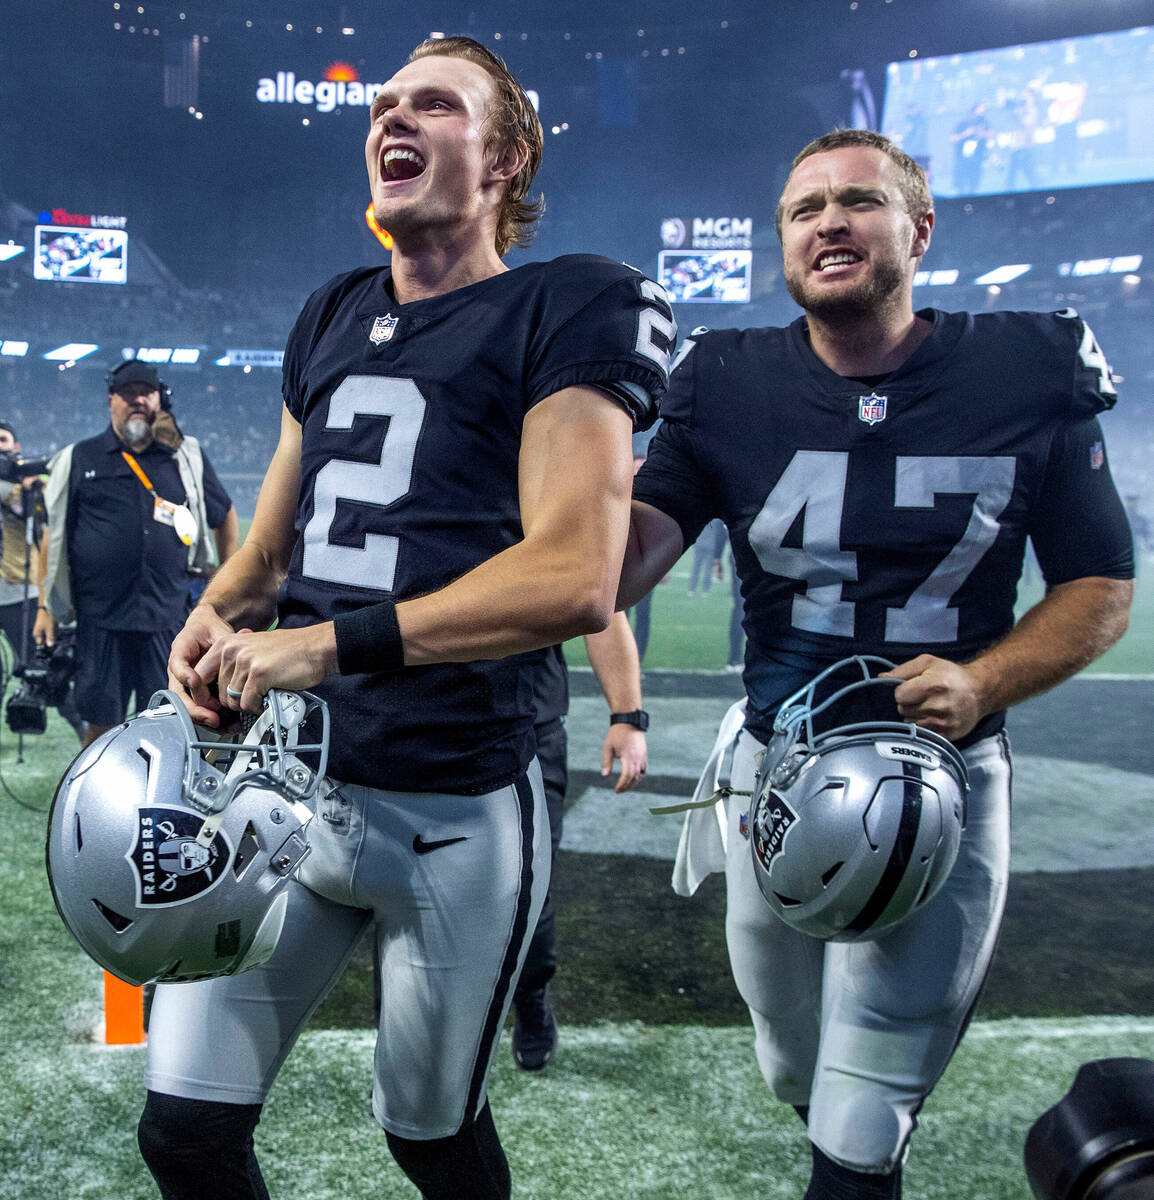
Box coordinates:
[750,656,968,942]
[47,689,329,986]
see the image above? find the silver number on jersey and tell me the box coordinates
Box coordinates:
[748,450,857,636]
[749,450,1015,643]
[1057,308,1117,398]
[634,279,676,377]
[885,456,1016,642]
[301,375,426,590]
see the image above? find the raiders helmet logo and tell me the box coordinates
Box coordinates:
[858,392,888,425]
[127,807,232,908]
[369,313,399,345]
[751,791,798,873]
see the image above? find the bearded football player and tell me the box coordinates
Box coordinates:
[620,130,1132,1198]
[137,36,674,1200]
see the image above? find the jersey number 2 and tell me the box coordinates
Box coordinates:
[748,450,1015,642]
[301,375,426,590]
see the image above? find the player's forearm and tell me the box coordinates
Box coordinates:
[585,611,643,711]
[197,537,286,632]
[395,532,624,664]
[617,500,684,610]
[967,575,1133,715]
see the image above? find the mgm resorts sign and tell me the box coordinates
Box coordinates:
[661,217,753,251]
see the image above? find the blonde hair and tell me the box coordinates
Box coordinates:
[407,37,544,256]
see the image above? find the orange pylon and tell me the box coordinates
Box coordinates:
[103,970,145,1044]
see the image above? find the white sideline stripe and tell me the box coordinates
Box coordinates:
[967,1017,1154,1040]
[80,1017,1154,1057]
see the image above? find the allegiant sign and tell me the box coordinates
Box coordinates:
[256,65,539,117]
[256,71,383,113]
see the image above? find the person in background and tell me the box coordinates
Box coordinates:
[512,612,648,1071]
[35,360,237,746]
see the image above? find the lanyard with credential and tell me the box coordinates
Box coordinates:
[120,450,198,546]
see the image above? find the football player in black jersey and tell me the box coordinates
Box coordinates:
[622,130,1133,1199]
[141,37,673,1200]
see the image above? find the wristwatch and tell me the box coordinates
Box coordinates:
[609,709,649,731]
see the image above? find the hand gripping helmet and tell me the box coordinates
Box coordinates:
[749,656,968,942]
[47,689,329,986]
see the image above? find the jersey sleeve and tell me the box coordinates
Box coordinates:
[525,261,675,430]
[281,270,368,423]
[1028,416,1133,584]
[631,336,715,550]
[1054,308,1119,418]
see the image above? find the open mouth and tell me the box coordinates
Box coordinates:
[382,149,427,181]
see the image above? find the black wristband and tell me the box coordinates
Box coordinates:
[332,596,405,675]
[609,709,649,731]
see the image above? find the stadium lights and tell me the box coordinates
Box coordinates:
[0,341,29,356]
[974,264,1031,286]
[1058,256,1143,278]
[222,349,283,368]
[133,347,199,364]
[0,244,25,262]
[43,343,99,361]
[914,268,960,287]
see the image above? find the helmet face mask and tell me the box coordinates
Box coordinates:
[750,656,968,942]
[47,690,329,986]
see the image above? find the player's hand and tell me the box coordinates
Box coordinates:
[881,654,985,742]
[601,725,648,793]
[199,623,338,714]
[167,604,236,727]
[33,606,54,648]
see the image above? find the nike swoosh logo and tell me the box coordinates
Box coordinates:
[412,834,469,855]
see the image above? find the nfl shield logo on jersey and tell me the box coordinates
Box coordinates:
[369,313,399,345]
[858,393,888,426]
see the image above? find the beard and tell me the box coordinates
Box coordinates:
[785,255,907,321]
[120,415,153,450]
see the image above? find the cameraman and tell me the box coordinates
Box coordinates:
[0,421,82,738]
[35,361,237,747]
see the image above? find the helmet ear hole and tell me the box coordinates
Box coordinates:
[820,861,844,886]
[92,898,133,933]
[232,823,262,879]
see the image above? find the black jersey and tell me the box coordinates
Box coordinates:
[634,308,1132,740]
[278,254,673,793]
